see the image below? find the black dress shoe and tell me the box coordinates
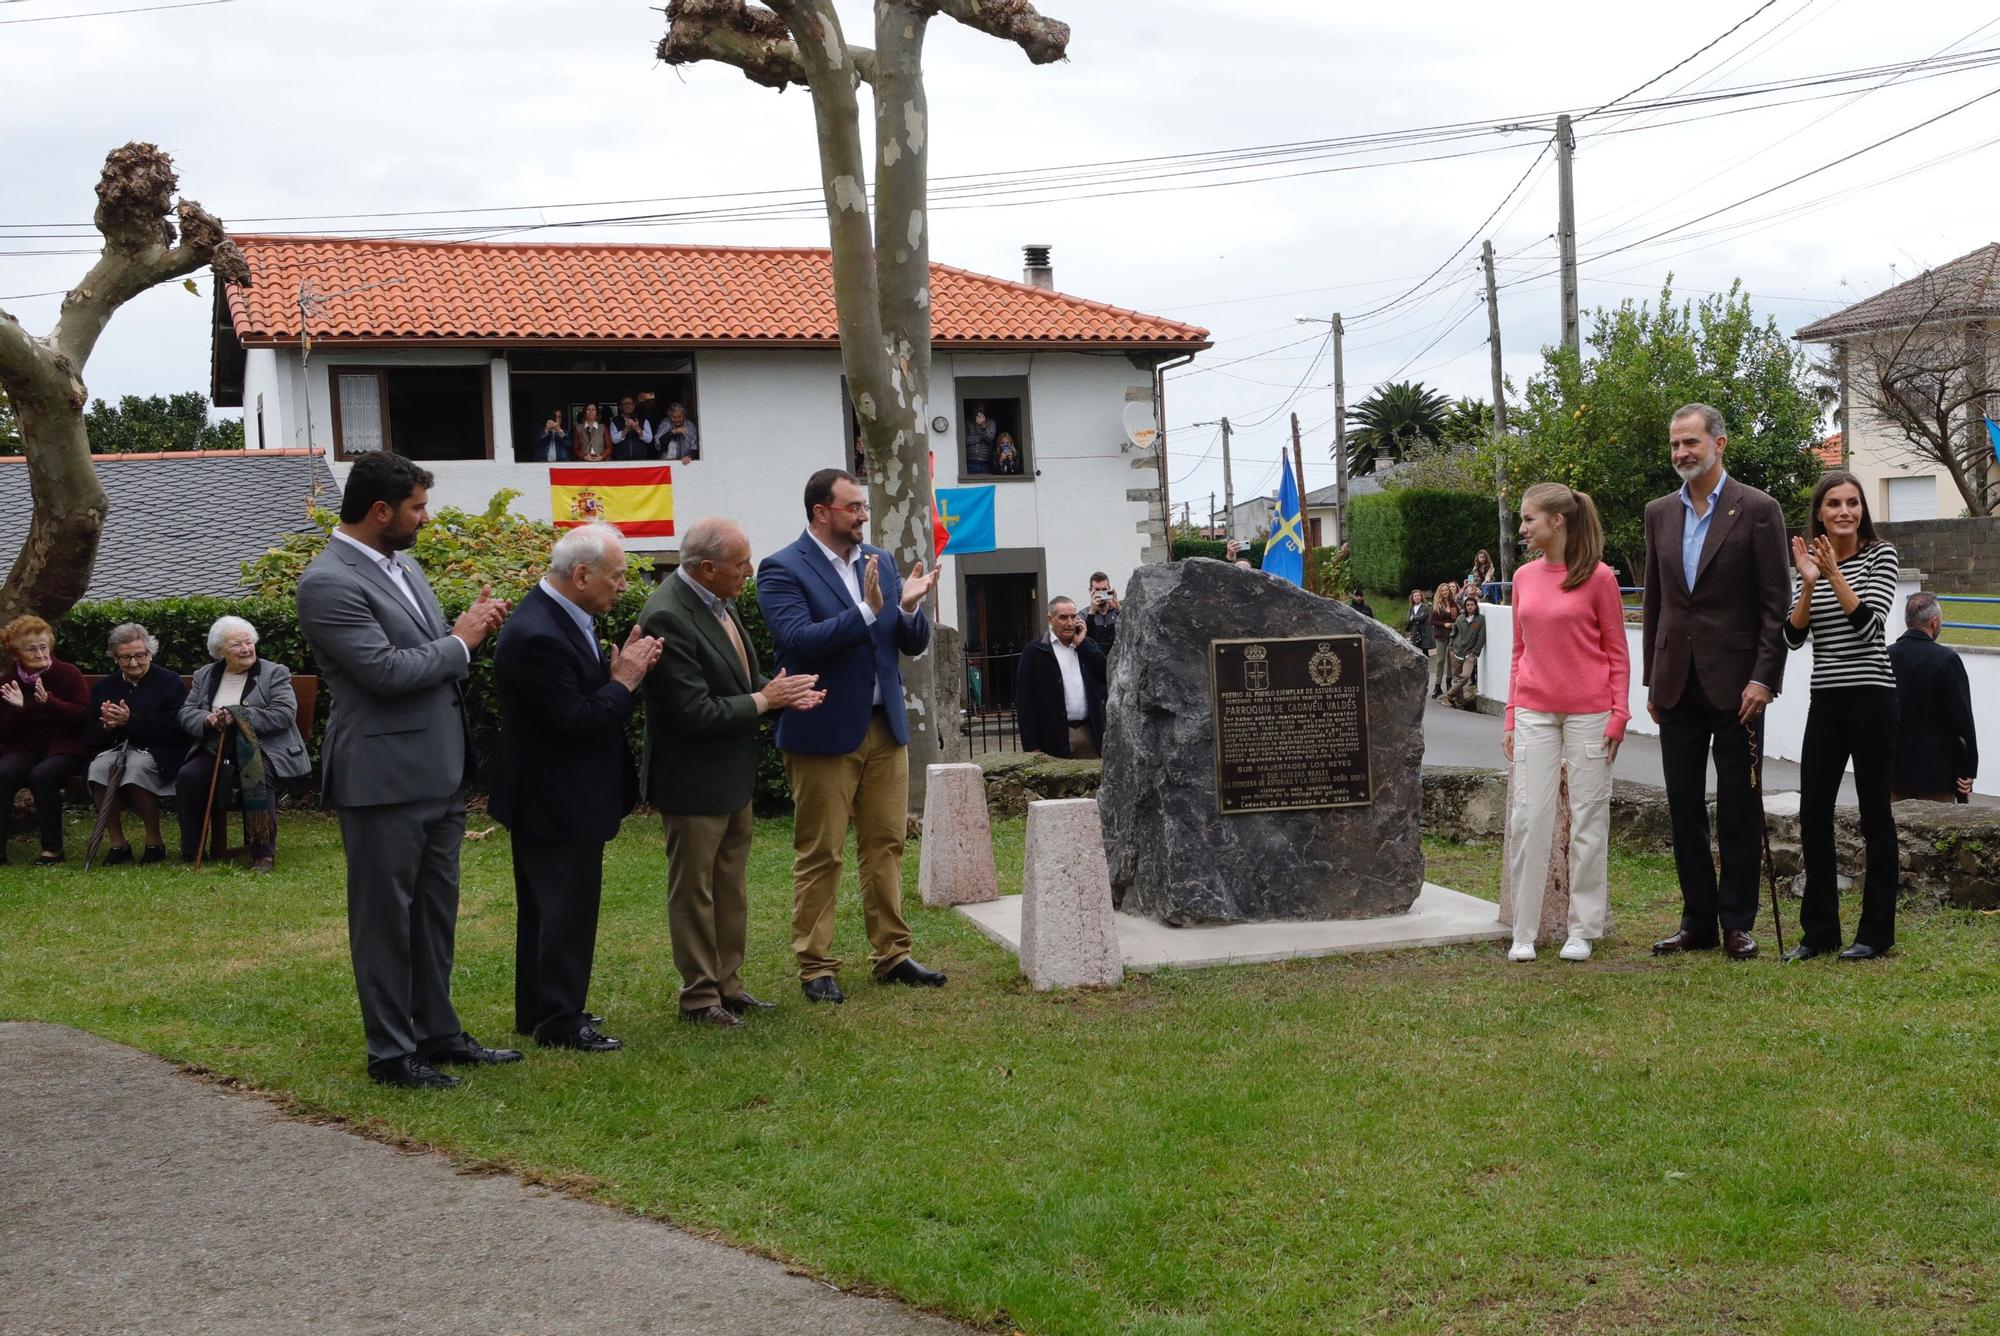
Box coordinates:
[537,1024,622,1052]
[1724,930,1759,961]
[721,992,776,1013]
[1781,943,1829,963]
[877,958,948,987]
[425,1032,524,1065]
[1651,929,1719,955]
[368,1056,460,1090]
[1838,943,1886,961]
[140,845,165,864]
[102,846,133,866]
[802,976,845,1004]
[680,1004,742,1029]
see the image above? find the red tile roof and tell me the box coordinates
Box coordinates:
[1815,432,1844,469]
[222,236,1210,351]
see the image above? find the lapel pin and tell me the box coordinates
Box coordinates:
[1727,508,1736,516]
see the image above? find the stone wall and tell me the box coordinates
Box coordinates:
[1877,518,2000,593]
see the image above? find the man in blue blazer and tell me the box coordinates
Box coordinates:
[756,468,946,1003]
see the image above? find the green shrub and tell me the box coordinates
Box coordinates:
[1348,489,1498,594]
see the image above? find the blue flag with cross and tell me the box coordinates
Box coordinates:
[1261,451,1305,586]
[934,484,997,556]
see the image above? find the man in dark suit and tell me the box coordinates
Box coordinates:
[755,469,946,1004]
[1641,402,1791,961]
[641,518,824,1028]
[296,452,519,1089]
[490,521,661,1052]
[1889,591,1977,803]
[1016,595,1107,759]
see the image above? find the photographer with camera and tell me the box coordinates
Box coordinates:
[1084,571,1120,654]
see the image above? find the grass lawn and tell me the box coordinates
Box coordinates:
[1930,593,2000,649]
[3,812,1998,1333]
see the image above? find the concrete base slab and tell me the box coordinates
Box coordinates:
[957,883,1506,971]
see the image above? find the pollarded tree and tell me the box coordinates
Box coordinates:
[659,0,1069,794]
[0,144,249,626]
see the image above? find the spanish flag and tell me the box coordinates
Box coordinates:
[549,466,674,538]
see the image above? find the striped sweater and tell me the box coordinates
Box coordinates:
[1782,541,1899,691]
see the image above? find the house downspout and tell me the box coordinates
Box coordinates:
[1154,351,1197,561]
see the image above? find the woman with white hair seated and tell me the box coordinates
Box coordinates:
[83,622,189,864]
[175,615,310,871]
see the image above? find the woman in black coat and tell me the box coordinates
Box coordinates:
[83,622,188,864]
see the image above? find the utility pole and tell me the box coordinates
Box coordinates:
[1481,240,1513,580]
[1555,113,1579,357]
[1331,312,1349,548]
[1219,416,1235,542]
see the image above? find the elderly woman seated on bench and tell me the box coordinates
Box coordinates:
[175,615,310,872]
[84,622,189,865]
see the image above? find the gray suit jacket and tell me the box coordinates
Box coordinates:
[179,658,312,780]
[296,536,471,807]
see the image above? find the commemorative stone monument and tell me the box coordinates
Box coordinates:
[1099,559,1426,925]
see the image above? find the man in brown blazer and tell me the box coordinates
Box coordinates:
[640,518,823,1029]
[1641,402,1791,960]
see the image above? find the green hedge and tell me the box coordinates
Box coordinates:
[1347,489,1499,595]
[50,582,794,813]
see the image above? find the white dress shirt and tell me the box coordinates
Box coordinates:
[808,531,905,707]
[1050,635,1088,721]
[331,528,470,662]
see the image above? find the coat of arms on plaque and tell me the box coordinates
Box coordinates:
[1241,642,1270,692]
[1308,641,1343,687]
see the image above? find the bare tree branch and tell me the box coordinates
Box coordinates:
[930,0,1070,63]
[659,0,876,87]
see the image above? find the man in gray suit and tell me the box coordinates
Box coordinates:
[297,453,519,1089]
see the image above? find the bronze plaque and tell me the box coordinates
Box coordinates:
[1210,635,1371,813]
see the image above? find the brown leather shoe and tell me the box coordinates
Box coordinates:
[1724,929,1758,960]
[1651,929,1719,955]
[679,1004,742,1030]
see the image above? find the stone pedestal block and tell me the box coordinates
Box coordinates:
[1020,799,1123,990]
[918,763,998,907]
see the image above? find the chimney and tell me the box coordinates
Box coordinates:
[1022,243,1053,290]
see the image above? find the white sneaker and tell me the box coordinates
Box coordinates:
[1507,943,1535,963]
[1559,937,1592,961]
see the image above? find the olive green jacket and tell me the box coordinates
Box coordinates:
[639,574,768,815]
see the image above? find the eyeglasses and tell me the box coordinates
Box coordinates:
[114,651,151,664]
[826,502,869,516]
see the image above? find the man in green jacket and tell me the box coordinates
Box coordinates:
[640,518,824,1028]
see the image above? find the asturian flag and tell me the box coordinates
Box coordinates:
[934,485,997,556]
[549,465,674,538]
[1986,415,2000,464]
[1260,450,1306,586]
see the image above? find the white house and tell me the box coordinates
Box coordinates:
[210,236,1210,663]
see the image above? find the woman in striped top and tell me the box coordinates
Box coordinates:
[1783,470,1901,961]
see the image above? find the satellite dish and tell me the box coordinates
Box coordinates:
[1123,400,1158,451]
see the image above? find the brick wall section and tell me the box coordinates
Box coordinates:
[1877,519,2000,593]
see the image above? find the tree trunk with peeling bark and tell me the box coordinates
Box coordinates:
[661,0,1069,803]
[0,143,249,630]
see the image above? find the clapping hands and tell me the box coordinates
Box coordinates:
[899,559,939,613]
[451,584,511,650]
[1791,534,1838,585]
[762,668,826,712]
[609,624,664,690]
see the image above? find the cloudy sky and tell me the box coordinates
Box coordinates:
[4,0,1997,516]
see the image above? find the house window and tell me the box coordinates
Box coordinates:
[956,375,1030,480]
[506,353,698,463]
[330,366,490,462]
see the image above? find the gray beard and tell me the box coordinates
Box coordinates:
[1673,458,1708,481]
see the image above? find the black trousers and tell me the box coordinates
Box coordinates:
[0,752,83,853]
[512,836,606,1041]
[173,752,278,860]
[1799,686,1900,951]
[1657,669,1763,937]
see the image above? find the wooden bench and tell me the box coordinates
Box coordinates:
[65,673,319,861]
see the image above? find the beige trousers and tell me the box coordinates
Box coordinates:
[1507,709,1613,946]
[783,712,912,980]
[663,806,754,1010]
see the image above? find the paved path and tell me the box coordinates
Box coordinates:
[0,1023,972,1336]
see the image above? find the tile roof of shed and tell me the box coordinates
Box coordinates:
[1795,243,2000,341]
[0,450,337,602]
[222,236,1212,350]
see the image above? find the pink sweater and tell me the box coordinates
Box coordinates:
[1505,560,1632,739]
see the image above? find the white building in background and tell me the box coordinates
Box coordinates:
[1797,242,2000,521]
[210,236,1210,666]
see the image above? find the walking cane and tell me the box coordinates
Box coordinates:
[1748,716,1787,957]
[193,719,226,871]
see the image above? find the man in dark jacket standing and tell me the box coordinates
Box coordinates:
[1016,595,1107,759]
[491,521,660,1053]
[1889,591,1977,803]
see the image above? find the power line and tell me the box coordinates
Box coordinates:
[1577,0,1784,121]
[0,0,233,23]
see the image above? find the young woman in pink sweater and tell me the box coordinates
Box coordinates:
[1501,482,1631,962]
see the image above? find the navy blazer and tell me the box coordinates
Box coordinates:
[756,531,931,755]
[488,585,639,844]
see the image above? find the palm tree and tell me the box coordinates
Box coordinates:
[1341,380,1451,475]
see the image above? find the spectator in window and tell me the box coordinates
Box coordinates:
[1427,583,1459,699]
[83,622,188,865]
[572,403,610,462]
[611,396,654,461]
[658,403,699,461]
[964,403,997,475]
[1889,591,1976,804]
[532,409,571,463]
[1442,591,1487,708]
[0,615,90,866]
[176,615,310,873]
[1084,571,1120,654]
[852,427,867,476]
[995,431,1021,475]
